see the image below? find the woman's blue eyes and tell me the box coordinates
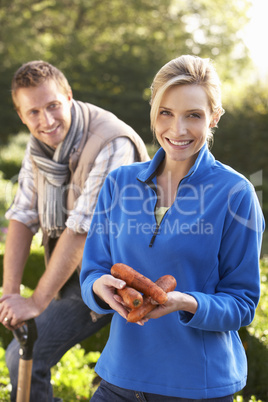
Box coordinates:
[159,110,200,118]
[189,113,201,118]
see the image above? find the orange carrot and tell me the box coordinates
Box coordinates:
[116,286,143,309]
[111,263,168,304]
[127,275,177,323]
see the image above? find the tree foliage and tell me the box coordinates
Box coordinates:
[0,0,252,141]
[0,0,267,221]
[213,80,268,224]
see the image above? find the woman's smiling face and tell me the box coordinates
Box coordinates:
[155,84,215,168]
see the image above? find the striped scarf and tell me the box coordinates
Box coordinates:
[30,100,83,238]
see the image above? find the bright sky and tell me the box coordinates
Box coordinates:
[243,0,268,78]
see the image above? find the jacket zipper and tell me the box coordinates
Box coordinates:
[148,171,193,248]
[149,225,159,248]
[149,208,169,248]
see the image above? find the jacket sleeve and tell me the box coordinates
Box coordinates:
[179,182,265,332]
[80,171,116,315]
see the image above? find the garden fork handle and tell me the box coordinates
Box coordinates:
[17,359,33,402]
[13,319,38,402]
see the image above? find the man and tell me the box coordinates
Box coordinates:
[0,60,149,401]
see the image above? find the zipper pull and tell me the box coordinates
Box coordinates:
[149,225,159,247]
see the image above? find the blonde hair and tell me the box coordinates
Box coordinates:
[150,55,225,141]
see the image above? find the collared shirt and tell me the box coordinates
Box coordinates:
[6,137,135,234]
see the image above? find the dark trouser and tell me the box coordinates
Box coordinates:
[6,274,111,402]
[91,379,234,402]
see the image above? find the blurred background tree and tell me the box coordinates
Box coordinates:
[0,2,267,400]
[0,0,252,140]
[0,0,267,229]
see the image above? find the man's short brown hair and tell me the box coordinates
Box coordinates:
[11,60,71,110]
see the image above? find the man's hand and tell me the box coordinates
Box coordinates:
[0,293,41,330]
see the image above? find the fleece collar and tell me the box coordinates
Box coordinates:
[136,142,215,184]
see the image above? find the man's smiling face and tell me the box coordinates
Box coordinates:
[16,79,73,149]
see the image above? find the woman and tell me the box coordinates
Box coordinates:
[80,55,264,401]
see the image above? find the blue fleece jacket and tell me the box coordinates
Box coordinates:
[80,143,264,399]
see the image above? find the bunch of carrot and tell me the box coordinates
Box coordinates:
[111,263,177,323]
